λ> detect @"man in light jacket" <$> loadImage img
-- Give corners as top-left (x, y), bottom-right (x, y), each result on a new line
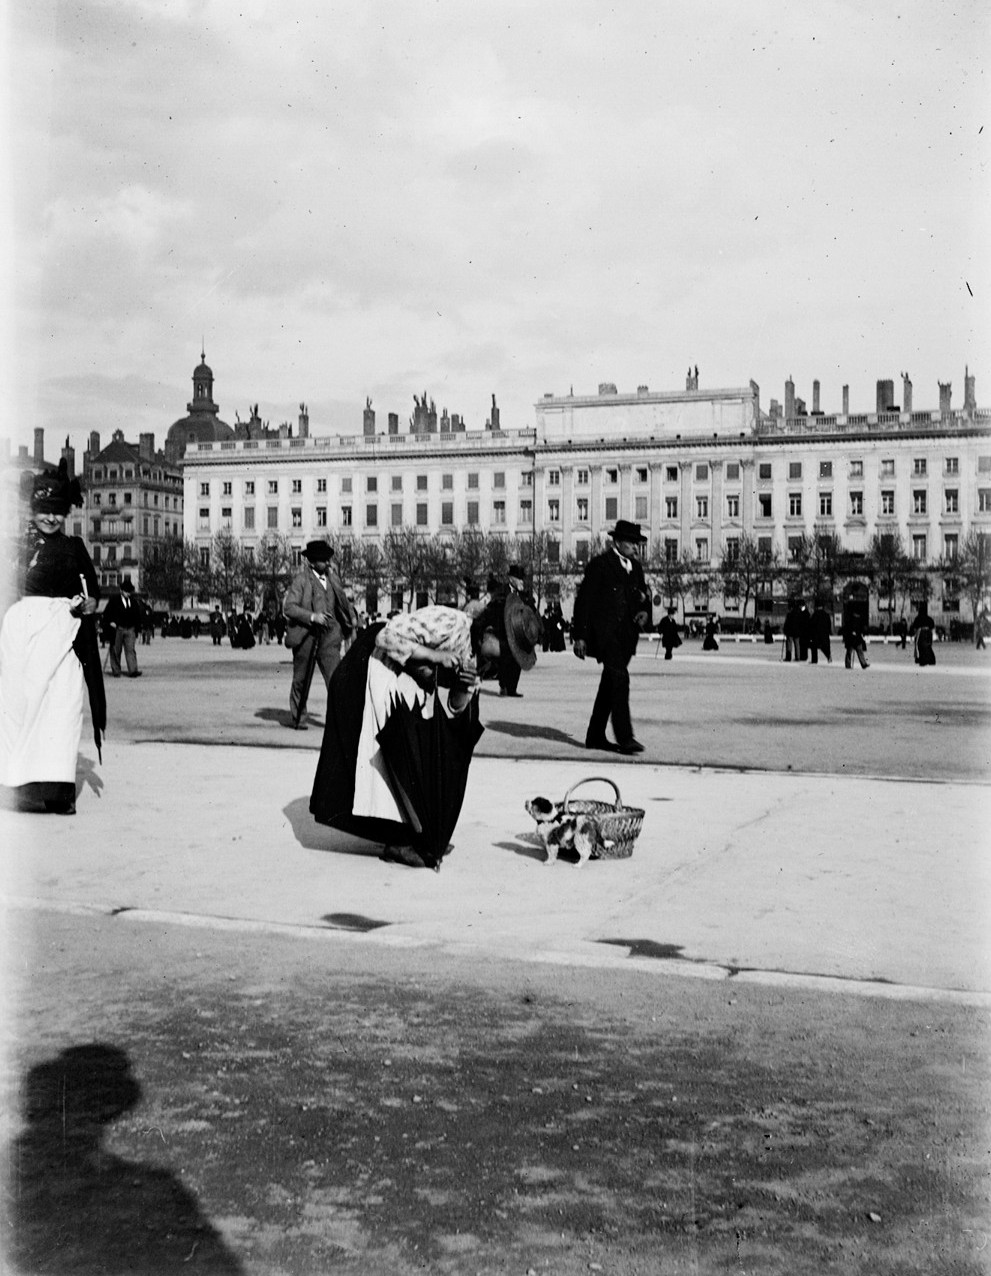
top-left (283, 541), bottom-right (357, 728)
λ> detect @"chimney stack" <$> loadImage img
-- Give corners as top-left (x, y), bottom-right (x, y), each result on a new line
top-left (965, 366), bottom-right (976, 415)
top-left (388, 412), bottom-right (399, 435)
top-left (33, 428), bottom-right (45, 464)
top-left (842, 384), bottom-right (849, 415)
top-left (812, 380), bottom-right (820, 414)
top-left (784, 377), bottom-right (795, 421)
top-left (88, 431), bottom-right (101, 458)
top-left (902, 373), bottom-right (912, 414)
top-left (298, 403), bottom-right (309, 438)
top-left (939, 381), bottom-right (952, 416)
top-left (363, 399), bottom-right (375, 437)
top-left (139, 433), bottom-right (154, 460)
top-left (61, 439), bottom-right (75, 477)
top-left (876, 379), bottom-right (895, 414)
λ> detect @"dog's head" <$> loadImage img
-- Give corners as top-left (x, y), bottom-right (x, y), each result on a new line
top-left (525, 796), bottom-right (558, 824)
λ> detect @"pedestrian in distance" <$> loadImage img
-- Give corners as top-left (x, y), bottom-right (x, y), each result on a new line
top-left (0, 461), bottom-right (105, 815)
top-left (571, 520), bottom-right (653, 755)
top-left (283, 540), bottom-right (357, 728)
top-left (492, 564), bottom-right (538, 697)
top-left (841, 610), bottom-right (870, 670)
top-left (782, 599), bottom-right (801, 662)
top-left (208, 606), bottom-right (225, 646)
top-left (809, 599), bottom-right (833, 665)
top-left (702, 614), bottom-right (720, 651)
top-left (910, 602), bottom-right (936, 667)
top-left (657, 606), bottom-right (682, 660)
top-left (102, 580), bottom-right (143, 678)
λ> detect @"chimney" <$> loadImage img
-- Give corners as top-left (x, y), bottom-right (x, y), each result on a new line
top-left (440, 408), bottom-right (451, 433)
top-left (388, 412), bottom-right (399, 435)
top-left (965, 366), bottom-right (976, 415)
top-left (876, 379), bottom-right (894, 413)
top-left (939, 381), bottom-right (952, 416)
top-left (61, 440), bottom-right (75, 477)
top-left (139, 433), bottom-right (154, 460)
top-left (18, 445), bottom-right (28, 459)
top-left (842, 384), bottom-right (849, 415)
top-left (902, 373), bottom-right (912, 414)
top-left (363, 399), bottom-right (376, 437)
top-left (812, 380), bottom-right (820, 414)
top-left (34, 428), bottom-right (45, 464)
top-left (490, 394), bottom-right (500, 430)
top-left (298, 403), bottom-right (309, 438)
top-left (784, 377), bottom-right (795, 421)
top-left (88, 431), bottom-right (100, 457)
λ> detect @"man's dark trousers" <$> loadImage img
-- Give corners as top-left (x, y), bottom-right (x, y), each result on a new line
top-left (587, 661), bottom-right (633, 744)
top-left (290, 631), bottom-right (343, 723)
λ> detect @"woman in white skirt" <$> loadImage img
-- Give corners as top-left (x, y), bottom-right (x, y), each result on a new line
top-left (0, 462), bottom-right (104, 814)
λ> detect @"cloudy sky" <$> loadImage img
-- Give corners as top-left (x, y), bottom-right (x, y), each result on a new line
top-left (5, 0), bottom-right (989, 459)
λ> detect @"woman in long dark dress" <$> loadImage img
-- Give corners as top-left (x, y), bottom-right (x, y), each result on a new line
top-left (0, 463), bottom-right (104, 814)
top-left (310, 604), bottom-right (502, 867)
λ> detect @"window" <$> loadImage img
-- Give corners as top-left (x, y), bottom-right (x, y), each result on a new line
top-left (341, 477), bottom-right (353, 494)
top-left (819, 493), bottom-right (832, 517)
top-left (758, 536), bottom-right (773, 555)
top-left (199, 482), bottom-right (210, 497)
top-left (758, 463), bottom-right (772, 480)
top-left (391, 503), bottom-right (402, 527)
top-left (341, 506), bottom-right (352, 527)
top-left (881, 459), bottom-right (895, 477)
top-left (467, 472), bottom-right (479, 489)
top-left (913, 458), bottom-right (927, 477)
top-left (980, 489), bottom-right (991, 512)
top-left (788, 462), bottom-right (802, 480)
top-left (366, 504), bottom-right (378, 527)
top-left (913, 490), bottom-right (927, 515)
top-left (521, 471), bottom-right (533, 488)
top-left (695, 464), bottom-right (709, 481)
top-left (547, 540), bottom-right (560, 565)
top-left (787, 536), bottom-right (803, 560)
top-left (577, 468), bottom-right (590, 485)
top-left (441, 502), bottom-right (454, 526)
top-left (268, 480), bottom-right (279, 494)
top-left (724, 537), bottom-right (740, 563)
top-left (416, 503), bottom-right (428, 526)
top-left (819, 461), bottom-right (832, 478)
top-left (665, 466), bottom-right (678, 482)
top-left (520, 499), bottom-right (533, 523)
top-left (221, 506), bottom-right (232, 522)
top-left (317, 507), bottom-right (328, 528)
top-left (945, 457), bottom-right (959, 475)
top-left (726, 494), bottom-right (739, 519)
top-left (635, 466), bottom-right (648, 483)
top-left (291, 508), bottom-right (302, 528)
top-left (367, 477), bottom-right (377, 493)
top-left (198, 507), bottom-right (210, 528)
top-left (576, 497), bottom-right (589, 521)
top-left (108, 493), bottom-right (116, 507)
top-left (245, 480), bottom-right (255, 496)
top-left (850, 460), bottom-right (864, 477)
top-left (605, 468), bottom-right (619, 484)
top-left (695, 537), bottom-right (709, 562)
top-left (221, 481), bottom-right (232, 496)
top-left (267, 507), bottom-right (279, 529)
top-left (199, 547), bottom-right (209, 568)
top-left (788, 493), bottom-right (802, 517)
top-left (635, 495), bottom-right (648, 520)
top-left (912, 534), bottom-right (927, 561)
top-left (880, 490), bottom-right (894, 515)
top-left (944, 533), bottom-right (958, 559)
top-left (317, 478), bottom-right (327, 493)
top-left (666, 497), bottom-right (678, 518)
top-left (576, 540), bottom-right (590, 564)
top-left (493, 500), bottom-right (506, 524)
top-left (547, 499), bottom-right (560, 523)
top-left (548, 469), bottom-right (561, 486)
top-left (605, 496), bottom-right (618, 521)
top-left (123, 492), bottom-right (132, 505)
top-left (664, 538), bottom-right (679, 562)
top-left (726, 462), bottom-right (740, 480)
top-left (467, 501), bottom-right (479, 525)
top-left (493, 472), bottom-right (505, 489)
top-left (442, 473), bottom-right (453, 490)
top-left (417, 475), bottom-right (427, 491)
top-left (758, 493), bottom-right (772, 518)
top-left (695, 496), bottom-right (708, 519)
top-left (92, 518), bottom-right (101, 534)
top-left (945, 489), bottom-right (959, 514)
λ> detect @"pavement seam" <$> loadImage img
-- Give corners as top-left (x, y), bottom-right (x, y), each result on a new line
top-left (8, 895), bottom-right (990, 1009)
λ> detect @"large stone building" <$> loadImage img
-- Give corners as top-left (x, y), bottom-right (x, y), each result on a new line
top-left (179, 361), bottom-right (991, 625)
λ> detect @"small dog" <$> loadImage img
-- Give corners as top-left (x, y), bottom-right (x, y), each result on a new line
top-left (525, 796), bottom-right (603, 865)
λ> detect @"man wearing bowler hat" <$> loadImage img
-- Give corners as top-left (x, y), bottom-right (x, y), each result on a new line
top-left (283, 540), bottom-right (357, 728)
top-left (571, 520), bottom-right (653, 754)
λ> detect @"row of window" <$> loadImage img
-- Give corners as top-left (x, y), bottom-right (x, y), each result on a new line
top-left (193, 454), bottom-right (991, 501)
top-left (90, 491), bottom-right (181, 510)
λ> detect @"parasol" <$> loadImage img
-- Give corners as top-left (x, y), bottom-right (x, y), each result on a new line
top-left (375, 682), bottom-right (484, 869)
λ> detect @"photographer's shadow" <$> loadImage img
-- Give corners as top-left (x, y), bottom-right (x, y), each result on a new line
top-left (9, 1043), bottom-right (242, 1274)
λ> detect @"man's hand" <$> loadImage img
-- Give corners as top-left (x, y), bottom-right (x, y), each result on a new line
top-left (310, 610), bottom-right (332, 628)
top-left (573, 639), bottom-right (587, 660)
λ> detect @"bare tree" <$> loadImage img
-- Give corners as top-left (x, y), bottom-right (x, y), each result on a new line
top-left (383, 527), bottom-right (429, 609)
top-left (249, 532), bottom-right (295, 616)
top-left (954, 530), bottom-right (991, 639)
top-left (716, 532), bottom-right (766, 630)
top-left (141, 532), bottom-right (186, 609)
top-left (865, 530), bottom-right (911, 632)
top-left (449, 527), bottom-right (488, 600)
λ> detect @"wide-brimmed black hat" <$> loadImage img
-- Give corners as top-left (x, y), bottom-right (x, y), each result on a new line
top-left (28, 459), bottom-right (82, 515)
top-left (504, 593), bottom-right (541, 671)
top-left (609, 520), bottom-right (646, 544)
top-left (304, 540), bottom-right (333, 563)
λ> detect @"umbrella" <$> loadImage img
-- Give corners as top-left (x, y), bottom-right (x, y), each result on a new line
top-left (375, 684), bottom-right (484, 869)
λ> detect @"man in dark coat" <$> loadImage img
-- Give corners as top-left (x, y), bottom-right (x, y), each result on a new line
top-left (657, 606), bottom-right (681, 660)
top-left (809, 599), bottom-right (833, 664)
top-left (571, 520), bottom-right (653, 754)
top-left (102, 580), bottom-right (143, 678)
top-left (494, 564), bottom-right (537, 696)
top-left (283, 540), bottom-right (357, 727)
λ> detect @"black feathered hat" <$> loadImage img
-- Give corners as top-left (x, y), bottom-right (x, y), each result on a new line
top-left (28, 459), bottom-right (82, 515)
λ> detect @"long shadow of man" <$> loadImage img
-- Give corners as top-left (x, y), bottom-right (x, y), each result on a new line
top-left (8, 1043), bottom-right (242, 1274)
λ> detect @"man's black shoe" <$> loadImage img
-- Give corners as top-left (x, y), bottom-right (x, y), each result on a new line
top-left (617, 739), bottom-right (645, 755)
top-left (585, 737), bottom-right (618, 751)
top-left (128, 671), bottom-right (142, 678)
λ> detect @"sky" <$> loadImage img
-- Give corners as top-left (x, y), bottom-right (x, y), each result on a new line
top-left (3, 0), bottom-right (989, 460)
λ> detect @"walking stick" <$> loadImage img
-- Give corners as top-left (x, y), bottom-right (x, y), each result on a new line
top-left (292, 631), bottom-right (320, 728)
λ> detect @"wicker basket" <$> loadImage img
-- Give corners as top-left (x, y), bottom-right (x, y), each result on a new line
top-left (562, 776), bottom-right (644, 860)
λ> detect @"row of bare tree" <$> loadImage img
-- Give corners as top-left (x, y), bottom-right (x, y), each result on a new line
top-left (140, 525), bottom-right (991, 635)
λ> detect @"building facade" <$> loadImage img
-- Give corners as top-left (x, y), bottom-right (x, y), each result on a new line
top-left (179, 362), bottom-right (990, 625)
